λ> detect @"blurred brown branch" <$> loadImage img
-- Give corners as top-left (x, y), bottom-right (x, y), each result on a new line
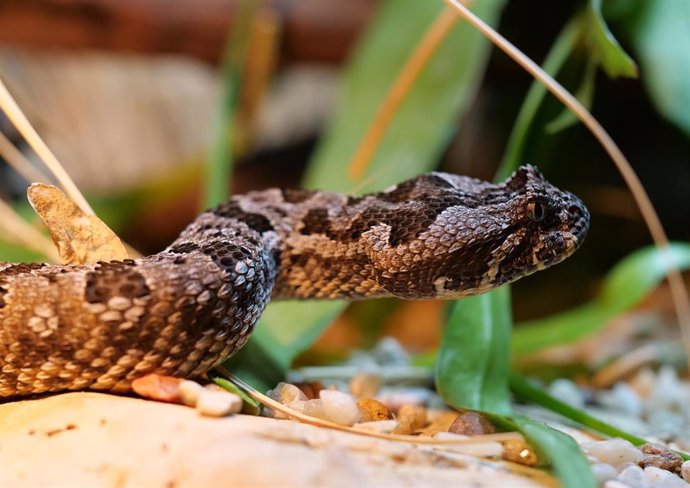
top-left (0, 0), bottom-right (375, 64)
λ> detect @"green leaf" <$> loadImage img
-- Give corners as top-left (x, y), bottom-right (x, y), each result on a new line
top-left (629, 0), bottom-right (690, 135)
top-left (512, 243), bottom-right (690, 357)
top-left (305, 0), bottom-right (507, 192)
top-left (586, 0), bottom-right (638, 79)
top-left (436, 286), bottom-right (512, 415)
top-left (511, 417), bottom-right (597, 488)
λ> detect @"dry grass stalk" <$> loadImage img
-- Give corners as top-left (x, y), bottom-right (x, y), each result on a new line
top-left (0, 131), bottom-right (52, 184)
top-left (0, 78), bottom-right (94, 216)
top-left (346, 4), bottom-right (465, 181)
top-left (442, 0), bottom-right (690, 368)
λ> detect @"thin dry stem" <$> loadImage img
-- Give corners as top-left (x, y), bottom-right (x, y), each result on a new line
top-left (0, 131), bottom-right (52, 184)
top-left (217, 367), bottom-right (523, 445)
top-left (0, 78), bottom-right (95, 216)
top-left (443, 0), bottom-right (690, 368)
top-left (347, 5), bottom-right (463, 181)
top-left (0, 199), bottom-right (60, 262)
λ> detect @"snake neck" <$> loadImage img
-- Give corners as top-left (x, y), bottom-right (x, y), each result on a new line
top-left (206, 190), bottom-right (387, 301)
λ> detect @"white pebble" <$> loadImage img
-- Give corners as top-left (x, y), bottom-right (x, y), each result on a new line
top-left (196, 390), bottom-right (243, 417)
top-left (682, 460), bottom-right (690, 482)
top-left (616, 465), bottom-right (645, 488)
top-left (591, 463), bottom-right (618, 485)
top-left (179, 380), bottom-right (204, 407)
top-left (643, 466), bottom-right (689, 488)
top-left (598, 383), bottom-right (644, 417)
top-left (319, 389), bottom-right (360, 426)
top-left (581, 438), bottom-right (644, 466)
top-left (269, 382), bottom-right (308, 405)
top-left (548, 378), bottom-right (585, 408)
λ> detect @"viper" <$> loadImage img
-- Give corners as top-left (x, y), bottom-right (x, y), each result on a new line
top-left (0, 165), bottom-right (589, 397)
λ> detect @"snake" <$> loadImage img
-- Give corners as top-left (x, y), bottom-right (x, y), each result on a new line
top-left (0, 165), bottom-right (588, 398)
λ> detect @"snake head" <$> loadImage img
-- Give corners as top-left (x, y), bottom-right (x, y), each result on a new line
top-left (485, 165), bottom-right (590, 287)
top-left (365, 165), bottom-right (589, 299)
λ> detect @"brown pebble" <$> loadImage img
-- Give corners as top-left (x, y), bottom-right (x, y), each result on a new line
top-left (418, 411), bottom-right (459, 436)
top-left (502, 439), bottom-right (539, 466)
top-left (131, 374), bottom-right (183, 403)
top-left (357, 398), bottom-right (393, 422)
top-left (392, 404), bottom-right (427, 435)
top-left (639, 443), bottom-right (683, 472)
top-left (448, 411), bottom-right (497, 436)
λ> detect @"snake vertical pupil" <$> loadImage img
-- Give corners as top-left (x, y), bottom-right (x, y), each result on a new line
top-left (528, 201), bottom-right (547, 222)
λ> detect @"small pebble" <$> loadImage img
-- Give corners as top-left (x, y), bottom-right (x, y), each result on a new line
top-left (319, 389), bottom-right (360, 426)
top-left (502, 439), bottom-right (538, 466)
top-left (548, 378), bottom-right (585, 409)
top-left (616, 464), bottom-right (645, 487)
top-left (350, 373), bottom-right (382, 398)
top-left (266, 382), bottom-right (309, 418)
top-left (448, 411), bottom-right (497, 436)
top-left (179, 380), bottom-right (204, 407)
top-left (681, 460), bottom-right (690, 482)
top-left (131, 374), bottom-right (182, 403)
top-left (196, 389), bottom-right (243, 417)
top-left (591, 463), bottom-right (618, 485)
top-left (642, 466), bottom-right (689, 487)
top-left (639, 442), bottom-right (683, 472)
top-left (357, 398), bottom-right (392, 422)
top-left (581, 438), bottom-right (644, 466)
top-left (392, 404), bottom-right (426, 435)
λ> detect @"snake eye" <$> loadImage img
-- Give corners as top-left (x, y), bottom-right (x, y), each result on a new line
top-left (527, 200), bottom-right (547, 223)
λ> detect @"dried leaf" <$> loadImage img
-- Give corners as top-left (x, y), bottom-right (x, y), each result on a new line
top-left (27, 183), bottom-right (128, 265)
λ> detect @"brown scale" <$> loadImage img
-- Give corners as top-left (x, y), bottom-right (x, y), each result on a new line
top-left (0, 165), bottom-right (589, 397)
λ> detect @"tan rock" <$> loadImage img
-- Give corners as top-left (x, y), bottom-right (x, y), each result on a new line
top-left (0, 393), bottom-right (554, 487)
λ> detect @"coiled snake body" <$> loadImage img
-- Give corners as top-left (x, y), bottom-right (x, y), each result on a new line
top-left (0, 166), bottom-right (588, 397)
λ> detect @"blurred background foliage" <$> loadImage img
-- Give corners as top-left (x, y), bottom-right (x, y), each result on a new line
top-left (0, 0), bottom-right (688, 386)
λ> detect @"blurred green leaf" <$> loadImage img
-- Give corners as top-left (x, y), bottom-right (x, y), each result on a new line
top-left (512, 243), bottom-right (690, 357)
top-left (203, 0), bottom-right (260, 208)
top-left (306, 0), bottom-right (507, 192)
top-left (436, 286), bottom-right (512, 415)
top-left (546, 58), bottom-right (597, 134)
top-left (229, 0), bottom-right (508, 387)
top-left (509, 417), bottom-right (596, 488)
top-left (629, 0), bottom-right (690, 135)
top-left (586, 0), bottom-right (638, 79)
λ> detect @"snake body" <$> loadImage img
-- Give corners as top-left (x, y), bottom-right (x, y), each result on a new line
top-left (0, 165), bottom-right (588, 397)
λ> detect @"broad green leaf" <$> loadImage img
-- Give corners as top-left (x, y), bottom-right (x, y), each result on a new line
top-left (497, 17), bottom-right (581, 180)
top-left (511, 417), bottom-right (596, 488)
top-left (512, 243), bottom-right (690, 357)
top-left (235, 0), bottom-right (508, 386)
top-left (436, 286), bottom-right (512, 415)
top-left (306, 0), bottom-right (507, 192)
top-left (586, 0), bottom-right (638, 79)
top-left (630, 0), bottom-right (690, 135)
